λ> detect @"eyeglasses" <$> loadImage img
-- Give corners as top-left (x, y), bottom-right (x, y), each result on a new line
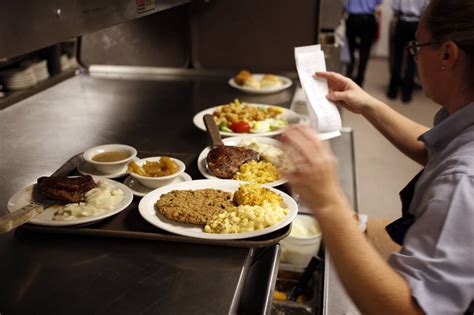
top-left (407, 41), bottom-right (437, 56)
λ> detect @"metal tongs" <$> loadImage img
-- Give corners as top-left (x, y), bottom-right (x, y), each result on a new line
top-left (288, 256), bottom-right (323, 301)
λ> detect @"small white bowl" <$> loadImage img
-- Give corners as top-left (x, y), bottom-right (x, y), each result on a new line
top-left (280, 214), bottom-right (322, 267)
top-left (83, 144), bottom-right (137, 174)
top-left (128, 156), bottom-right (186, 189)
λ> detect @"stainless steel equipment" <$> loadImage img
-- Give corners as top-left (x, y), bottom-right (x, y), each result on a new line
top-left (0, 1), bottom-right (361, 314)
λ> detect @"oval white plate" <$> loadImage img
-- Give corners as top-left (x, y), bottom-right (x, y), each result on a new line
top-left (123, 172), bottom-right (192, 197)
top-left (193, 103), bottom-right (301, 138)
top-left (197, 136), bottom-right (287, 187)
top-left (228, 74), bottom-right (292, 94)
top-left (7, 178), bottom-right (133, 226)
top-left (138, 179), bottom-right (298, 240)
top-left (77, 157), bottom-right (139, 179)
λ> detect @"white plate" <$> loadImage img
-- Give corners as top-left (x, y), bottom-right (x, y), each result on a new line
top-left (77, 159), bottom-right (137, 179)
top-left (197, 136), bottom-right (287, 187)
top-left (7, 178), bottom-right (133, 226)
top-left (138, 179), bottom-right (298, 240)
top-left (124, 172), bottom-right (193, 197)
top-left (193, 103), bottom-right (301, 138)
top-left (228, 74), bottom-right (292, 94)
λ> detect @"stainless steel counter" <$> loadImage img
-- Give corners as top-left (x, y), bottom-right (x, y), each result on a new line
top-left (0, 70), bottom-right (360, 314)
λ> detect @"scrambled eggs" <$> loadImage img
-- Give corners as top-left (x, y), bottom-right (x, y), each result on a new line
top-left (204, 204), bottom-right (288, 233)
top-left (204, 184), bottom-right (288, 234)
top-left (234, 160), bottom-right (280, 184)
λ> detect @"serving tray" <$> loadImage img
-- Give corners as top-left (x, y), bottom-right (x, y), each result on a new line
top-left (22, 151), bottom-right (291, 248)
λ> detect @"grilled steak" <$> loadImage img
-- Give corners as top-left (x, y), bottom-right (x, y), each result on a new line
top-left (37, 175), bottom-right (97, 203)
top-left (207, 145), bottom-right (259, 179)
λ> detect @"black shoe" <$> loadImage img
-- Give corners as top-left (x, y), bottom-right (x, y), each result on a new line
top-left (386, 89), bottom-right (397, 99)
top-left (401, 94), bottom-right (412, 103)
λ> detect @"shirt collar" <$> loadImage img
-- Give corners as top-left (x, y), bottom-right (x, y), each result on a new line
top-left (419, 102), bottom-right (474, 150)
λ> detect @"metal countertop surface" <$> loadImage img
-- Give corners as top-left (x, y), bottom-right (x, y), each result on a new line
top-left (0, 71), bottom-right (359, 314)
top-left (0, 72), bottom-right (293, 314)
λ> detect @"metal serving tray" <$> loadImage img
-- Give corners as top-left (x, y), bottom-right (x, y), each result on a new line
top-left (22, 151), bottom-right (291, 248)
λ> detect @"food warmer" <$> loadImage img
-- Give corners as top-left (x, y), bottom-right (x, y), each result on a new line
top-left (0, 1), bottom-right (360, 314)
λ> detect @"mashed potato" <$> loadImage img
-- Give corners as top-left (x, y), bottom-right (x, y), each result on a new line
top-left (234, 160), bottom-right (280, 184)
top-left (237, 138), bottom-right (292, 171)
top-left (52, 180), bottom-right (123, 221)
top-left (204, 183), bottom-right (288, 233)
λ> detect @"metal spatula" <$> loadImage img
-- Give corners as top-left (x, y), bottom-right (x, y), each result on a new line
top-left (0, 153), bottom-right (84, 234)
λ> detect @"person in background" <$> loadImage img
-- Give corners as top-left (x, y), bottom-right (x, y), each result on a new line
top-left (387, 0), bottom-right (429, 103)
top-left (343, 0), bottom-right (383, 87)
top-left (281, 0), bottom-right (474, 313)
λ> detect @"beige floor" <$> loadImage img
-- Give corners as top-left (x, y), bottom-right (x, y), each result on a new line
top-left (341, 58), bottom-right (440, 220)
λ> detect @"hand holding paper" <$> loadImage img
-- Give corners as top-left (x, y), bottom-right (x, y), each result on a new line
top-left (294, 44), bottom-right (342, 140)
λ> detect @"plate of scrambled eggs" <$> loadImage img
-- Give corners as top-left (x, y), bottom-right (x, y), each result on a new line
top-left (197, 136), bottom-right (292, 187)
top-left (138, 179), bottom-right (298, 240)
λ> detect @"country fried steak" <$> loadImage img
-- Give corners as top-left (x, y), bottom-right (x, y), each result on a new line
top-left (155, 189), bottom-right (234, 225)
top-left (37, 175), bottom-right (97, 203)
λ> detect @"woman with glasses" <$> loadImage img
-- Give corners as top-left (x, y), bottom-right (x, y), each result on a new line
top-left (281, 0), bottom-right (474, 314)
top-left (387, 0), bottom-right (429, 103)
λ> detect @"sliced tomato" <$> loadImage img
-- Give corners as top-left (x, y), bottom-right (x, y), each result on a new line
top-left (230, 121), bottom-right (250, 133)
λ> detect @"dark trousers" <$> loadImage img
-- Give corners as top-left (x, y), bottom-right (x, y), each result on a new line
top-left (345, 13), bottom-right (377, 87)
top-left (388, 20), bottom-right (418, 98)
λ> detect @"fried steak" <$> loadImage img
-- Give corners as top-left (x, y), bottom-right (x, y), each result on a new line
top-left (207, 146), bottom-right (259, 179)
top-left (155, 189), bottom-right (234, 225)
top-left (37, 175), bottom-right (97, 203)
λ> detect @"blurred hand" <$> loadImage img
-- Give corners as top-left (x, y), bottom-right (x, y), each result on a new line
top-left (280, 125), bottom-right (344, 215)
top-left (316, 71), bottom-right (379, 114)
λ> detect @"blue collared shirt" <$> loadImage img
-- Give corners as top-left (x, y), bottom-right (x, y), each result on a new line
top-left (389, 102), bottom-right (474, 314)
top-left (392, 0), bottom-right (429, 22)
top-left (344, 0), bottom-right (383, 14)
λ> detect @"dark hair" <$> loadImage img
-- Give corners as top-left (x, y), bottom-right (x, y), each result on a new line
top-left (425, 0), bottom-right (474, 83)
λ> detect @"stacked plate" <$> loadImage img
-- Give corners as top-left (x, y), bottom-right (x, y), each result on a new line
top-left (0, 67), bottom-right (37, 90)
top-left (21, 60), bottom-right (49, 82)
top-left (0, 59), bottom-right (50, 91)
top-left (60, 54), bottom-right (71, 71)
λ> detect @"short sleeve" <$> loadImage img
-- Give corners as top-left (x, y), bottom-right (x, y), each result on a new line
top-left (389, 174), bottom-right (474, 315)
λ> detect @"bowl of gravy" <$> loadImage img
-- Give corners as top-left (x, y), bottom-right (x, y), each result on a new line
top-left (83, 144), bottom-right (137, 174)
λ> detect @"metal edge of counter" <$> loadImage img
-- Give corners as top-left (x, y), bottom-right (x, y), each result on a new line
top-left (229, 245), bottom-right (281, 315)
top-left (229, 248), bottom-right (256, 314)
top-left (324, 128), bottom-right (361, 315)
top-left (86, 64), bottom-right (300, 80)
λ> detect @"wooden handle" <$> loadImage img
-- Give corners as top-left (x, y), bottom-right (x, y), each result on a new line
top-left (203, 114), bottom-right (225, 146)
top-left (0, 204), bottom-right (44, 234)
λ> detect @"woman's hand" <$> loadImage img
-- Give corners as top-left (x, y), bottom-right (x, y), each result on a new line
top-left (280, 125), bottom-right (344, 217)
top-left (316, 71), bottom-right (380, 114)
